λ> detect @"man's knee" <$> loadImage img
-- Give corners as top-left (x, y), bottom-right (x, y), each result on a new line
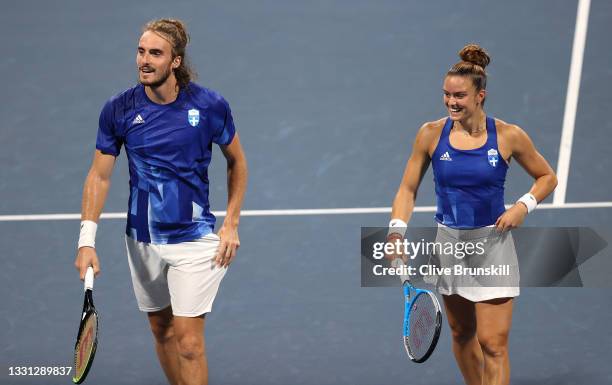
top-left (176, 333), bottom-right (205, 361)
top-left (148, 309), bottom-right (175, 344)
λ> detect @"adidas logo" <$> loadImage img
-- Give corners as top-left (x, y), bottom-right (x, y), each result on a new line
top-left (439, 152), bottom-right (452, 161)
top-left (132, 114), bottom-right (145, 124)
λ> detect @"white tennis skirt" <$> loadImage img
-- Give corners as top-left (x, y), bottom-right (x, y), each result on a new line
top-left (125, 233), bottom-right (227, 317)
top-left (424, 223), bottom-right (520, 302)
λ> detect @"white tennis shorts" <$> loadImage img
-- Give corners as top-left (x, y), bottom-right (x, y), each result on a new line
top-left (125, 233), bottom-right (227, 317)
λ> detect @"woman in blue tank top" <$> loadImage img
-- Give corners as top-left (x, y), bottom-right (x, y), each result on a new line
top-left (388, 44), bottom-right (557, 385)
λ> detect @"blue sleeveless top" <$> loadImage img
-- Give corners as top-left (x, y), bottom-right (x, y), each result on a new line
top-left (431, 117), bottom-right (508, 229)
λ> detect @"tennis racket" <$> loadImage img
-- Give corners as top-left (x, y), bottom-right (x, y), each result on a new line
top-left (391, 258), bottom-right (442, 363)
top-left (72, 267), bottom-right (99, 384)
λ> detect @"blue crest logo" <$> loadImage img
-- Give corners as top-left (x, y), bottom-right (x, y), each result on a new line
top-left (487, 148), bottom-right (499, 167)
top-left (188, 109), bottom-right (200, 127)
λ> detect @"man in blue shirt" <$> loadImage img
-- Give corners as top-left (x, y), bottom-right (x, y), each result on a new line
top-left (74, 19), bottom-right (248, 385)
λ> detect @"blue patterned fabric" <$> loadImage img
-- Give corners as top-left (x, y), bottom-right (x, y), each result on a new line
top-left (96, 83), bottom-right (235, 243)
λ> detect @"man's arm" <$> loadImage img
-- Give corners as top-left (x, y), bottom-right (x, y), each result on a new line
top-left (74, 150), bottom-right (117, 279)
top-left (216, 133), bottom-right (248, 267)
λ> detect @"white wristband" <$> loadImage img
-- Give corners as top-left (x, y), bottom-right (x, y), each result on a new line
top-left (517, 193), bottom-right (537, 213)
top-left (78, 220), bottom-right (98, 249)
top-left (388, 218), bottom-right (407, 238)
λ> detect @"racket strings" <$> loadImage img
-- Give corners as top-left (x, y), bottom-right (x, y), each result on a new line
top-left (407, 293), bottom-right (438, 360)
top-left (74, 314), bottom-right (98, 380)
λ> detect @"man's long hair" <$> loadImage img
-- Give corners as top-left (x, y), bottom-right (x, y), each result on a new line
top-left (143, 18), bottom-right (196, 89)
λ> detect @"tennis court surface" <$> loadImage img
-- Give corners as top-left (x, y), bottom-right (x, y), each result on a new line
top-left (1, 1), bottom-right (611, 384)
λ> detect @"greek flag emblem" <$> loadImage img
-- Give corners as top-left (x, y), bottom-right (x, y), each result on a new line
top-left (487, 148), bottom-right (499, 167)
top-left (188, 109), bottom-right (200, 127)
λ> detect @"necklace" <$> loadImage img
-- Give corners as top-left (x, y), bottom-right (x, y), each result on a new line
top-left (455, 117), bottom-right (486, 136)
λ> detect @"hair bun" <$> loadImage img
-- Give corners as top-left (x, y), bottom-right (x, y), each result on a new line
top-left (459, 44), bottom-right (490, 69)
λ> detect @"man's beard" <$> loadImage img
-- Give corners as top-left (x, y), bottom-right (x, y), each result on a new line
top-left (139, 65), bottom-right (173, 88)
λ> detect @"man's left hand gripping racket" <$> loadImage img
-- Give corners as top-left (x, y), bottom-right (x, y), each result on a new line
top-left (391, 258), bottom-right (442, 363)
top-left (72, 267), bottom-right (99, 384)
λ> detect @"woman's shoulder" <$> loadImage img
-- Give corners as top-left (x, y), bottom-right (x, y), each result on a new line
top-left (493, 118), bottom-right (528, 141)
top-left (419, 117), bottom-right (447, 137)
top-left (415, 118), bottom-right (448, 153)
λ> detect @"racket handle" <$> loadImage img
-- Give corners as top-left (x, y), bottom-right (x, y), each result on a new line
top-left (390, 258), bottom-right (402, 268)
top-left (391, 258), bottom-right (411, 284)
top-left (84, 267), bottom-right (94, 291)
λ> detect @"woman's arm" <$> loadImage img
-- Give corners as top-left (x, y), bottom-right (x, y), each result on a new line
top-left (391, 121), bottom-right (438, 223)
top-left (495, 124), bottom-right (558, 231)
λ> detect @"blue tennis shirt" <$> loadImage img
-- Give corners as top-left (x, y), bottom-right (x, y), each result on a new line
top-left (96, 82), bottom-right (236, 244)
